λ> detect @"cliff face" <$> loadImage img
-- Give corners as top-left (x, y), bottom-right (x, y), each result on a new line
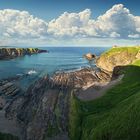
top-left (0, 48), bottom-right (47, 60)
top-left (96, 47), bottom-right (140, 72)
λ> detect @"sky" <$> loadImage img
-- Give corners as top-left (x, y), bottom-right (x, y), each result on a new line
top-left (0, 0), bottom-right (140, 47)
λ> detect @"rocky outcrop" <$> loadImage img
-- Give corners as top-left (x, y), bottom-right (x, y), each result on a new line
top-left (6, 76), bottom-right (70, 140)
top-left (2, 47), bottom-right (140, 140)
top-left (83, 53), bottom-right (96, 61)
top-left (0, 48), bottom-right (48, 60)
top-left (0, 73), bottom-right (29, 111)
top-left (0, 97), bottom-right (5, 110)
top-left (96, 47), bottom-right (140, 72)
top-left (0, 82), bottom-right (20, 96)
top-left (52, 68), bottom-right (111, 88)
top-left (5, 67), bottom-right (112, 140)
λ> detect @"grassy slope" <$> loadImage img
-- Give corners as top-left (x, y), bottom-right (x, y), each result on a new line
top-left (100, 46), bottom-right (140, 57)
top-left (0, 132), bottom-right (19, 140)
top-left (69, 47), bottom-right (140, 140)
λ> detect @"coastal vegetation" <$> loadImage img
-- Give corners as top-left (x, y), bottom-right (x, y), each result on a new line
top-left (0, 48), bottom-right (47, 60)
top-left (0, 132), bottom-right (19, 140)
top-left (69, 47), bottom-right (140, 140)
top-left (1, 46), bottom-right (140, 140)
top-left (96, 46), bottom-right (140, 72)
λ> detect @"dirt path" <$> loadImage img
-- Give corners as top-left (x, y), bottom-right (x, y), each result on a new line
top-left (77, 75), bottom-right (123, 101)
top-left (0, 110), bottom-right (21, 139)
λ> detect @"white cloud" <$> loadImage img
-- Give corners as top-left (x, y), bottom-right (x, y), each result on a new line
top-left (47, 9), bottom-right (92, 37)
top-left (110, 32), bottom-right (120, 38)
top-left (0, 9), bottom-right (48, 39)
top-left (0, 4), bottom-right (140, 46)
top-left (94, 4), bottom-right (136, 38)
top-left (128, 34), bottom-right (140, 38)
top-left (48, 4), bottom-right (140, 39)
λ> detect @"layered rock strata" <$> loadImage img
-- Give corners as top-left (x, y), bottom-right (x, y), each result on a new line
top-left (5, 68), bottom-right (112, 140)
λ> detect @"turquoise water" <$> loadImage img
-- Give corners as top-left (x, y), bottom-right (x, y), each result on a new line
top-left (0, 47), bottom-right (109, 88)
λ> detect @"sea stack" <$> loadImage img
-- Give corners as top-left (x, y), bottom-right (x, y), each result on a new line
top-left (84, 53), bottom-right (96, 61)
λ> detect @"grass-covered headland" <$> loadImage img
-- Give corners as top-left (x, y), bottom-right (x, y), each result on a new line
top-left (69, 47), bottom-right (140, 140)
top-left (0, 48), bottom-right (48, 60)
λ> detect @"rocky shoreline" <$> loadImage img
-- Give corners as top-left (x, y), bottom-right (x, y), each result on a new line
top-left (1, 47), bottom-right (139, 140)
top-left (0, 66), bottom-right (114, 140)
top-left (0, 47), bottom-right (140, 140)
top-left (0, 48), bottom-right (48, 60)
top-left (0, 47), bottom-right (123, 140)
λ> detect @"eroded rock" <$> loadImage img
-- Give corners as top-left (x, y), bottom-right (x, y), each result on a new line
top-left (5, 67), bottom-right (112, 140)
top-left (96, 47), bottom-right (140, 72)
top-left (0, 48), bottom-right (48, 60)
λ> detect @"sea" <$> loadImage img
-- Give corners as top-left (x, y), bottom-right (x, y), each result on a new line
top-left (0, 47), bottom-right (109, 89)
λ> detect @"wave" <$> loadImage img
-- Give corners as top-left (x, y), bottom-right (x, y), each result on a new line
top-left (16, 73), bottom-right (24, 76)
top-left (27, 70), bottom-right (37, 75)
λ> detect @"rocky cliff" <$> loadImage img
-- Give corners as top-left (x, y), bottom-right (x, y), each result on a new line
top-left (96, 47), bottom-right (140, 72)
top-left (0, 48), bottom-right (48, 60)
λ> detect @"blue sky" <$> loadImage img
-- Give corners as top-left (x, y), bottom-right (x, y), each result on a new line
top-left (0, 0), bottom-right (140, 46)
top-left (0, 0), bottom-right (139, 20)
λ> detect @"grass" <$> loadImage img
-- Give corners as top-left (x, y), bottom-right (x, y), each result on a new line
top-left (69, 56), bottom-right (140, 140)
top-left (0, 132), bottom-right (19, 140)
top-left (100, 46), bottom-right (140, 57)
top-left (133, 59), bottom-right (140, 66)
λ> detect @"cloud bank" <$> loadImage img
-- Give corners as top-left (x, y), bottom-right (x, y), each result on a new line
top-left (0, 4), bottom-right (140, 46)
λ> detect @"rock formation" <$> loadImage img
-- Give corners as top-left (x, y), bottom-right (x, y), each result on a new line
top-left (4, 67), bottom-right (112, 140)
top-left (83, 53), bottom-right (96, 61)
top-left (96, 47), bottom-right (140, 72)
top-left (0, 48), bottom-right (48, 60)
top-left (2, 47), bottom-right (140, 140)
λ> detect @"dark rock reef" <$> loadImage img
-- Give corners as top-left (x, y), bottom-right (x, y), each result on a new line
top-left (6, 76), bottom-right (70, 140)
top-left (0, 48), bottom-right (48, 60)
top-left (0, 78), bottom-right (23, 110)
top-left (4, 67), bottom-right (112, 140)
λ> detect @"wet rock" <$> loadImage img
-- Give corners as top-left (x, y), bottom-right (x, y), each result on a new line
top-left (52, 68), bottom-right (112, 89)
top-left (83, 53), bottom-right (96, 61)
top-left (0, 81), bottom-right (21, 97)
top-left (0, 97), bottom-right (6, 110)
top-left (6, 76), bottom-right (70, 140)
top-left (5, 67), bottom-right (112, 140)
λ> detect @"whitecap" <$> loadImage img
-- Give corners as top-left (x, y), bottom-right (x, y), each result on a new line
top-left (27, 70), bottom-right (37, 75)
top-left (16, 73), bottom-right (24, 76)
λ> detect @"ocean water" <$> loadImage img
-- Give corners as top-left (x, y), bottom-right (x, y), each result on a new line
top-left (0, 47), bottom-right (109, 88)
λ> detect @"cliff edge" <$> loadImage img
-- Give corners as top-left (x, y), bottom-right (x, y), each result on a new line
top-left (96, 46), bottom-right (140, 72)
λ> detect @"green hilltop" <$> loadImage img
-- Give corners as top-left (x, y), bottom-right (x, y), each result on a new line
top-left (96, 46), bottom-right (140, 72)
top-left (69, 46), bottom-right (140, 140)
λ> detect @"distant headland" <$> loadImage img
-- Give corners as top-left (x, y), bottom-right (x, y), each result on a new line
top-left (0, 48), bottom-right (48, 60)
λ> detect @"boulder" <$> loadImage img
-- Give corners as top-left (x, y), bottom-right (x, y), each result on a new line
top-left (84, 53), bottom-right (96, 61)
